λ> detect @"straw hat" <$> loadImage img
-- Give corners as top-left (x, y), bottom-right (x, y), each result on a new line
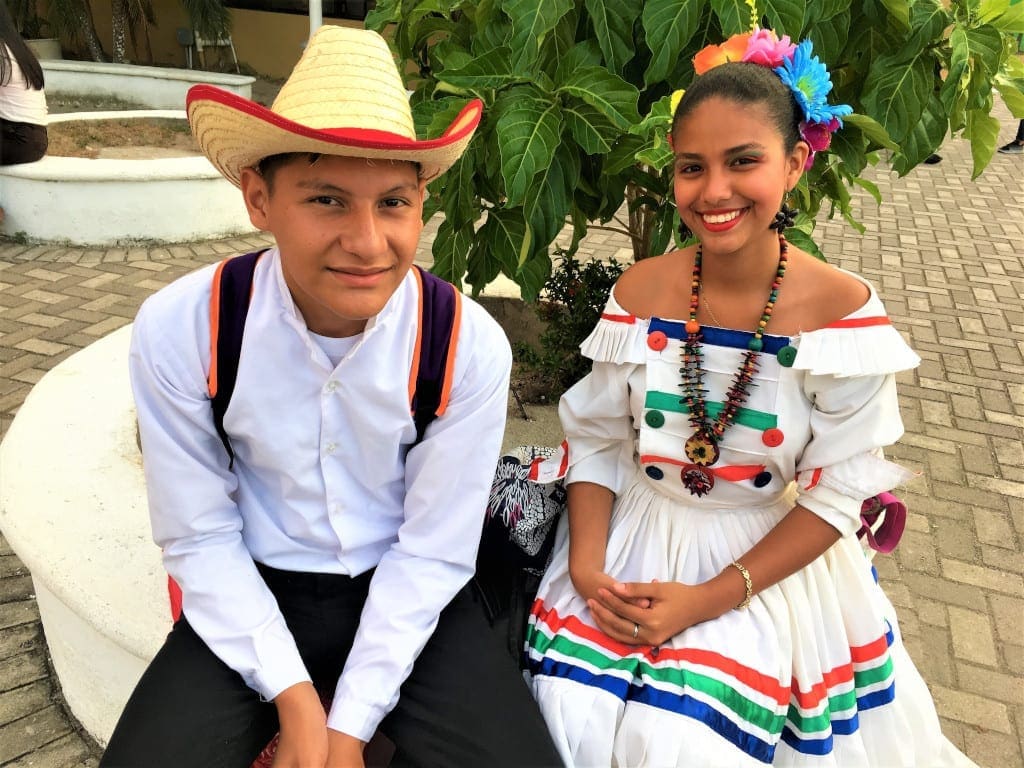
top-left (186, 26), bottom-right (482, 188)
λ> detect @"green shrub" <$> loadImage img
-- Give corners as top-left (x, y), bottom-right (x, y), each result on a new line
top-left (516, 252), bottom-right (625, 402)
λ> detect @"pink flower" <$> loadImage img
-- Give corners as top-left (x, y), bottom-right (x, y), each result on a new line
top-left (742, 28), bottom-right (796, 68)
top-left (800, 120), bottom-right (833, 153)
top-left (799, 120), bottom-right (837, 169)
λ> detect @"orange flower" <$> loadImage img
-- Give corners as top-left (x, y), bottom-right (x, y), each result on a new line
top-left (693, 33), bottom-right (752, 75)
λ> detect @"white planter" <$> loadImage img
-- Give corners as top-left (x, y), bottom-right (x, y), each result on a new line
top-left (26, 37), bottom-right (62, 60)
top-left (0, 110), bottom-right (256, 245)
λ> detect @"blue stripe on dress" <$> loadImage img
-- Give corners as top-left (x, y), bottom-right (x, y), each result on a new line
top-left (649, 318), bottom-right (791, 353)
top-left (634, 683), bottom-right (777, 764)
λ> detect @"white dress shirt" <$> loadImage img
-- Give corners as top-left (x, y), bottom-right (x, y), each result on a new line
top-left (129, 248), bottom-right (512, 741)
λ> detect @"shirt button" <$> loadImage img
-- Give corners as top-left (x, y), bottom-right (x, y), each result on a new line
top-left (776, 345), bottom-right (798, 367)
top-left (647, 331), bottom-right (668, 351)
top-left (325, 442), bottom-right (337, 454)
top-left (645, 410), bottom-right (666, 428)
top-left (325, 380), bottom-right (338, 393)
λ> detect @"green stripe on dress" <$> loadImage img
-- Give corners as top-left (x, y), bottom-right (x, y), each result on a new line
top-left (645, 391), bottom-right (778, 430)
top-left (527, 625), bottom-right (786, 735)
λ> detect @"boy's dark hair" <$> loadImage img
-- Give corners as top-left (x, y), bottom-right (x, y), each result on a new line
top-left (256, 152), bottom-right (322, 190)
top-left (255, 152), bottom-right (423, 191)
top-left (672, 62), bottom-right (801, 152)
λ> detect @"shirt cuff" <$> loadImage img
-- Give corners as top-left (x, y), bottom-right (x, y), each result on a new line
top-left (326, 692), bottom-right (385, 743)
top-left (249, 641), bottom-right (312, 704)
top-left (796, 482), bottom-right (863, 538)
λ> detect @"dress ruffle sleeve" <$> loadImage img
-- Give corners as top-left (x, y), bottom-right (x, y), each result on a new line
top-left (561, 290), bottom-right (646, 495)
top-left (579, 291), bottom-right (647, 365)
top-left (791, 289), bottom-right (920, 377)
top-left (793, 286), bottom-right (920, 536)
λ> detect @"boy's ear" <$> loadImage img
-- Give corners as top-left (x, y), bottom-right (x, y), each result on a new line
top-left (239, 167), bottom-right (272, 231)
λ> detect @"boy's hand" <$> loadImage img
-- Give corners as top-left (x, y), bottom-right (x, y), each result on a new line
top-left (326, 730), bottom-right (366, 768)
top-left (272, 681), bottom-right (328, 767)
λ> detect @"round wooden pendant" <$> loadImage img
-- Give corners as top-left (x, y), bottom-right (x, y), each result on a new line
top-left (681, 463), bottom-right (715, 497)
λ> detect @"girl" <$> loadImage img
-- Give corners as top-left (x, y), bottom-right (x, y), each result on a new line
top-left (0, 0), bottom-right (48, 167)
top-left (525, 30), bottom-right (976, 767)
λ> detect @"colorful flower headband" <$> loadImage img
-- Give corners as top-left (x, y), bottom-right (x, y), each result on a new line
top-left (675, 29), bottom-right (853, 169)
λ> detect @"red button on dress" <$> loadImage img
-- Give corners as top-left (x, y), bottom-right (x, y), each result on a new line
top-left (647, 331), bottom-right (668, 351)
top-left (762, 428), bottom-right (784, 447)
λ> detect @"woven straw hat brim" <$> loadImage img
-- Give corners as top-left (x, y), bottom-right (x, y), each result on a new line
top-left (187, 85), bottom-right (482, 188)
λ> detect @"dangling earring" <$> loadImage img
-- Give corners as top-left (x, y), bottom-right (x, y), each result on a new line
top-left (769, 197), bottom-right (797, 232)
top-left (678, 220), bottom-right (693, 241)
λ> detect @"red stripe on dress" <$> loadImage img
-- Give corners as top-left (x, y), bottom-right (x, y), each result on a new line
top-left (640, 455), bottom-right (765, 481)
top-left (531, 602), bottom-right (791, 705)
top-left (824, 316), bottom-right (890, 329)
top-left (601, 312), bottom-right (636, 323)
top-left (803, 467), bottom-right (823, 490)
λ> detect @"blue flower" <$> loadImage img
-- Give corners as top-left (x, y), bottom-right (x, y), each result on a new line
top-left (774, 40), bottom-right (852, 126)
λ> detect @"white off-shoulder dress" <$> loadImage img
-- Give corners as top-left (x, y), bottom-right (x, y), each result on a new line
top-left (525, 279), bottom-right (977, 767)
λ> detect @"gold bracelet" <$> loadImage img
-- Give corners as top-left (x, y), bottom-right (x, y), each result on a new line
top-left (730, 561), bottom-right (753, 610)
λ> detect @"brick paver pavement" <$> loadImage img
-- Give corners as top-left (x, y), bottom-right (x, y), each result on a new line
top-left (1, 103), bottom-right (1022, 766)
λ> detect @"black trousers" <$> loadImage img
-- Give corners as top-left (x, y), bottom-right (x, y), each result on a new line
top-left (0, 118), bottom-right (47, 165)
top-left (101, 564), bottom-right (562, 768)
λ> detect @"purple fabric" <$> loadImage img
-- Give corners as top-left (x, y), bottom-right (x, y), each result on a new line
top-left (858, 492), bottom-right (907, 554)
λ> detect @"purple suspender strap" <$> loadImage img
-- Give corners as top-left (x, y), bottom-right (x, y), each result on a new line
top-left (209, 257), bottom-right (458, 463)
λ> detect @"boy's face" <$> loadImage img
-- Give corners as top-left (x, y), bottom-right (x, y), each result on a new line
top-left (240, 154), bottom-right (427, 337)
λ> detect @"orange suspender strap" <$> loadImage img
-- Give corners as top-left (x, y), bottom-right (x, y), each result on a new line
top-left (408, 266), bottom-right (426, 405)
top-left (207, 257), bottom-right (229, 398)
top-left (436, 289), bottom-right (462, 417)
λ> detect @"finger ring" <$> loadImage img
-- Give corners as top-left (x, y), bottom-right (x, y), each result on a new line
top-left (632, 622), bottom-right (640, 639)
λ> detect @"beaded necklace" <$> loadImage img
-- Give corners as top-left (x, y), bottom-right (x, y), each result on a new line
top-left (679, 233), bottom-right (788, 496)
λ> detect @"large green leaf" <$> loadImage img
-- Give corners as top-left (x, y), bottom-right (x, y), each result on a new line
top-left (964, 25), bottom-right (1006, 75)
top-left (994, 76), bottom-right (1024, 117)
top-left (842, 113), bottom-right (899, 150)
top-left (439, 144), bottom-right (481, 228)
top-left (494, 90), bottom-right (564, 206)
top-left (641, 0), bottom-right (705, 86)
top-left (584, 0), bottom-right (642, 74)
top-left (502, 0), bottom-right (574, 72)
top-left (439, 46), bottom-right (524, 90)
top-left (562, 98), bottom-right (620, 154)
top-left (524, 148), bottom-right (580, 248)
top-left (861, 53), bottom-right (932, 142)
top-left (475, 208), bottom-right (531, 280)
top-left (515, 252), bottom-right (553, 303)
top-left (558, 67), bottom-right (642, 129)
top-left (365, 0), bottom-right (402, 29)
top-left (432, 217), bottom-right (476, 286)
top-left (891, 95), bottom-right (947, 175)
top-left (709, 0), bottom-right (753, 35)
top-left (555, 41), bottom-right (606, 84)
top-left (877, 0), bottom-right (910, 28)
top-left (763, 0), bottom-right (805, 37)
top-left (980, 0), bottom-right (1024, 33)
top-left (811, 0), bottom-right (851, 23)
top-left (965, 107), bottom-right (1001, 180)
top-left (807, 9), bottom-right (849, 63)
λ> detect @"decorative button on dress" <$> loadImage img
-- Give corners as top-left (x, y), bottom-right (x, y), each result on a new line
top-left (525, 281), bottom-right (977, 767)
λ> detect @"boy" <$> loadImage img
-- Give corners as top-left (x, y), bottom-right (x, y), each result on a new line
top-left (101, 26), bottom-right (561, 768)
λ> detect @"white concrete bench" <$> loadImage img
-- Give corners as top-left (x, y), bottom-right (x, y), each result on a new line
top-left (0, 326), bottom-right (167, 745)
top-left (41, 60), bottom-right (254, 110)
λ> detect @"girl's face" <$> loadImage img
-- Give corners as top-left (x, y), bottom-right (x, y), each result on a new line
top-left (670, 96), bottom-right (808, 258)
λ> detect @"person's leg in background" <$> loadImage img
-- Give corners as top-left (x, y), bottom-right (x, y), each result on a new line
top-left (998, 119), bottom-right (1024, 153)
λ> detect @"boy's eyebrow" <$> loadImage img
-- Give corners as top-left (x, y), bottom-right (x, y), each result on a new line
top-left (675, 143), bottom-right (767, 160)
top-left (294, 180), bottom-right (421, 195)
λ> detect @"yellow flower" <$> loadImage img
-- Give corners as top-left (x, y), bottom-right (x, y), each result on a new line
top-left (670, 89), bottom-right (686, 115)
